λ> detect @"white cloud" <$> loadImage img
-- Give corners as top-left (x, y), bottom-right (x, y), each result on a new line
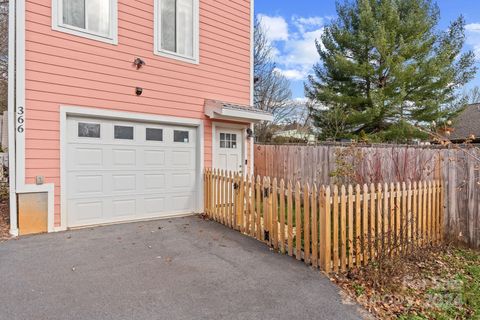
top-left (292, 16), bottom-right (324, 34)
top-left (257, 14), bottom-right (289, 42)
top-left (274, 67), bottom-right (305, 81)
top-left (277, 28), bottom-right (324, 81)
top-left (466, 23), bottom-right (480, 60)
top-left (257, 14), bottom-right (327, 91)
top-left (466, 23), bottom-right (480, 32)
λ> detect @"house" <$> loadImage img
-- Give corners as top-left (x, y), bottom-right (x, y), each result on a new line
top-left (7, 0), bottom-right (272, 235)
top-left (272, 129), bottom-right (317, 144)
top-left (447, 103), bottom-right (480, 143)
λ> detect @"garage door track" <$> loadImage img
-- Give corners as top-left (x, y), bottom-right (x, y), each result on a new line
top-left (0, 216), bottom-right (364, 320)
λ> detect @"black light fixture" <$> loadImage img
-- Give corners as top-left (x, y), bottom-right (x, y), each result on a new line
top-left (133, 57), bottom-right (146, 69)
top-left (135, 87), bottom-right (143, 96)
top-left (246, 127), bottom-right (254, 139)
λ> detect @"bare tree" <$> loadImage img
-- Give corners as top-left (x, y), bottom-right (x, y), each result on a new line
top-left (254, 18), bottom-right (294, 142)
top-left (463, 86), bottom-right (480, 104)
top-left (0, 0), bottom-right (8, 112)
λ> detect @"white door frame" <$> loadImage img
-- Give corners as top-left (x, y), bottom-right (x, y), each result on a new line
top-left (211, 122), bottom-right (248, 174)
top-left (60, 106), bottom-right (205, 230)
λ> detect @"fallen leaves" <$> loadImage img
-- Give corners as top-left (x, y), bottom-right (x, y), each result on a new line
top-left (0, 197), bottom-right (10, 242)
top-left (333, 245), bottom-right (480, 319)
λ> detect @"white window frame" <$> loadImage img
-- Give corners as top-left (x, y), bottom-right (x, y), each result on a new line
top-left (154, 0), bottom-right (200, 64)
top-left (52, 0), bottom-right (118, 45)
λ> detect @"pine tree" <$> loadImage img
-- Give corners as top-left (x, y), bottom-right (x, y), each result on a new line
top-left (305, 0), bottom-right (477, 142)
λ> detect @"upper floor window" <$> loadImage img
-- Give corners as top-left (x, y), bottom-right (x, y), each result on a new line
top-left (52, 0), bottom-right (118, 44)
top-left (155, 0), bottom-right (199, 64)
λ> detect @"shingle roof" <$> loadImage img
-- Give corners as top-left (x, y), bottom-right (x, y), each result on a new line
top-left (449, 103), bottom-right (480, 141)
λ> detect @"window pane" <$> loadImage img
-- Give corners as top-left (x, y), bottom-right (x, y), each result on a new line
top-left (220, 141), bottom-right (225, 148)
top-left (114, 125), bottom-right (134, 140)
top-left (86, 0), bottom-right (110, 35)
top-left (161, 0), bottom-right (176, 52)
top-left (177, 0), bottom-right (193, 57)
top-left (220, 133), bottom-right (225, 140)
top-left (231, 134), bottom-right (237, 142)
top-left (232, 141), bottom-right (237, 149)
top-left (174, 130), bottom-right (189, 143)
top-left (146, 128), bottom-right (163, 141)
top-left (78, 122), bottom-right (100, 138)
top-left (63, 0), bottom-right (86, 29)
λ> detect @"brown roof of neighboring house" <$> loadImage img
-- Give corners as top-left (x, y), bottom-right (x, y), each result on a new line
top-left (449, 103), bottom-right (480, 141)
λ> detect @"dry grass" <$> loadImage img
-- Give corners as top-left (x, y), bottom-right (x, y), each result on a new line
top-left (332, 244), bottom-right (480, 319)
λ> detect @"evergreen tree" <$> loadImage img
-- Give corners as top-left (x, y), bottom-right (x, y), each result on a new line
top-left (305, 0), bottom-right (477, 142)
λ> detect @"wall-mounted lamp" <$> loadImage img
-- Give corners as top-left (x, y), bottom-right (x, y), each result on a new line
top-left (133, 57), bottom-right (146, 70)
top-left (135, 87), bottom-right (143, 96)
top-left (246, 127), bottom-right (254, 139)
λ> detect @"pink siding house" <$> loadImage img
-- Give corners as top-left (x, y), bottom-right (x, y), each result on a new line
top-left (8, 0), bottom-right (271, 235)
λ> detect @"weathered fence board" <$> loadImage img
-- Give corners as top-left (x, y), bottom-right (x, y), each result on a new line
top-left (254, 144), bottom-right (480, 248)
top-left (204, 169), bottom-right (444, 273)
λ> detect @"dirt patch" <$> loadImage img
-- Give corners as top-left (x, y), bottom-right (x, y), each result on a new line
top-left (332, 245), bottom-right (480, 319)
top-left (0, 195), bottom-right (10, 241)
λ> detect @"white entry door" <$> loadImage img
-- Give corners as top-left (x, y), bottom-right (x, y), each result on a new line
top-left (214, 127), bottom-right (243, 173)
top-left (66, 117), bottom-right (198, 228)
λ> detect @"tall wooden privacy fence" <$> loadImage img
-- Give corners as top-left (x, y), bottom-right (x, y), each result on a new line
top-left (254, 144), bottom-right (480, 248)
top-left (204, 169), bottom-right (444, 273)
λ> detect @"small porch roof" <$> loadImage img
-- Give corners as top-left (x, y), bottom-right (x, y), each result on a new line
top-left (204, 99), bottom-right (273, 123)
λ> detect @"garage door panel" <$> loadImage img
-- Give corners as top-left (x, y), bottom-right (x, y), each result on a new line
top-left (144, 150), bottom-right (166, 166)
top-left (112, 199), bottom-right (136, 217)
top-left (67, 117), bottom-right (198, 228)
top-left (144, 174), bottom-right (166, 191)
top-left (112, 149), bottom-right (137, 166)
top-left (112, 174), bottom-right (137, 192)
top-left (69, 146), bottom-right (104, 168)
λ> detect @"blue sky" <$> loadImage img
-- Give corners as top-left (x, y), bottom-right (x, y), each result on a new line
top-left (255, 0), bottom-right (480, 99)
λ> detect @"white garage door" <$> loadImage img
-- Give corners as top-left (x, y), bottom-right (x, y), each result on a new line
top-left (66, 117), bottom-right (198, 228)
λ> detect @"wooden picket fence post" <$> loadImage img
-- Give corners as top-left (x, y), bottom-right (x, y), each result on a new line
top-left (203, 169), bottom-right (445, 274)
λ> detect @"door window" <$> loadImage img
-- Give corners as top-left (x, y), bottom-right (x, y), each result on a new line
top-left (220, 133), bottom-right (237, 149)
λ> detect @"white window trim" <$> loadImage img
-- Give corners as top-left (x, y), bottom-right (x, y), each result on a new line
top-left (153, 0), bottom-right (200, 64)
top-left (51, 0), bottom-right (118, 45)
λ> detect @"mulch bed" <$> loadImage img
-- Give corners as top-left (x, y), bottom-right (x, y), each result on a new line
top-left (332, 245), bottom-right (480, 319)
top-left (0, 195), bottom-right (10, 241)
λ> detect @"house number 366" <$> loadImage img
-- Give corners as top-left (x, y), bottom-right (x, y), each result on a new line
top-left (17, 106), bottom-right (25, 133)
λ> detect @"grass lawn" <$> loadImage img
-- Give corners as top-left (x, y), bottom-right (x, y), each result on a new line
top-left (333, 245), bottom-right (480, 319)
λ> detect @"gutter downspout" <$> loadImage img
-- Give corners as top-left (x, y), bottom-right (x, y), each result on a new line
top-left (8, 0), bottom-right (17, 236)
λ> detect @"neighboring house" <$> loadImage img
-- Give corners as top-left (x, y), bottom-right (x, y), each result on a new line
top-left (272, 129), bottom-right (316, 143)
top-left (447, 103), bottom-right (480, 143)
top-left (8, 0), bottom-right (272, 235)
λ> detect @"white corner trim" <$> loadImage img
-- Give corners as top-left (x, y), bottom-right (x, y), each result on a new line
top-left (249, 0), bottom-right (256, 177)
top-left (153, 0), bottom-right (200, 64)
top-left (211, 122), bottom-right (248, 175)
top-left (51, 0), bottom-right (118, 45)
top-left (12, 0), bottom-right (57, 235)
top-left (8, 0), bottom-right (17, 236)
top-left (250, 0), bottom-right (255, 107)
top-left (59, 106), bottom-right (205, 229)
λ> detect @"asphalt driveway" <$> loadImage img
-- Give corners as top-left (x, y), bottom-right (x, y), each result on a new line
top-left (0, 216), bottom-right (364, 320)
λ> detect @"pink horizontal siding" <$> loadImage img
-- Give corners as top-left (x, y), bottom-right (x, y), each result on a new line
top-left (23, 0), bottom-right (252, 227)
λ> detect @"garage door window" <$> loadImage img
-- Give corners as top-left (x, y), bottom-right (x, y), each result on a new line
top-left (78, 122), bottom-right (100, 138)
top-left (146, 128), bottom-right (163, 141)
top-left (114, 125), bottom-right (134, 140)
top-left (174, 130), bottom-right (189, 143)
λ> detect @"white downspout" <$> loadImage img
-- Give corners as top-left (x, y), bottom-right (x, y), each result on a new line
top-left (7, 0), bottom-right (17, 236)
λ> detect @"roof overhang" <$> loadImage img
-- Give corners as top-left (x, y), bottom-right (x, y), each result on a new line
top-left (204, 100), bottom-right (273, 123)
